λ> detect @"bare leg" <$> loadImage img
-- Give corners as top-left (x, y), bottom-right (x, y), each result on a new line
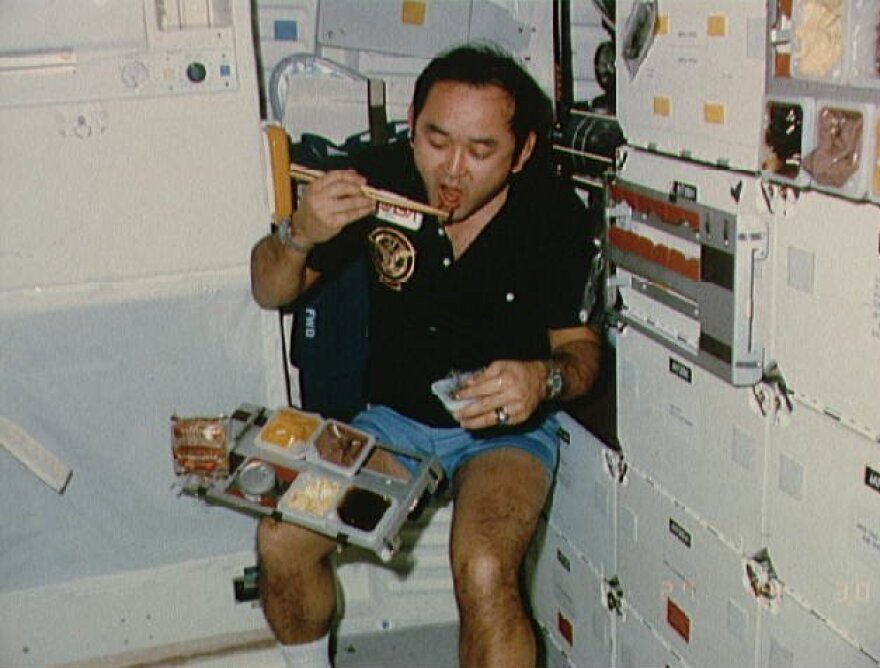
top-left (450, 448), bottom-right (550, 668)
top-left (257, 448), bottom-right (408, 645)
top-left (258, 519), bottom-right (338, 644)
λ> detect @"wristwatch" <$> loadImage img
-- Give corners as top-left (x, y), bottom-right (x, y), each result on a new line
top-left (544, 361), bottom-right (564, 401)
top-left (275, 218), bottom-right (313, 253)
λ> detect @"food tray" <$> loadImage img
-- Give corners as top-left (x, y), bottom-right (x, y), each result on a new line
top-left (178, 403), bottom-right (443, 561)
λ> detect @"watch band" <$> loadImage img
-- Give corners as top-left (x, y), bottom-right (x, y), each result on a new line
top-left (275, 218), bottom-right (313, 253)
top-left (544, 360), bottom-right (564, 401)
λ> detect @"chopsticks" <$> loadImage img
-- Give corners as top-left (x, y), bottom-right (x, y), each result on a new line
top-left (289, 162), bottom-right (450, 221)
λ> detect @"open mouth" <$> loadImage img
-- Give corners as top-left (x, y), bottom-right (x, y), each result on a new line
top-left (438, 184), bottom-right (463, 211)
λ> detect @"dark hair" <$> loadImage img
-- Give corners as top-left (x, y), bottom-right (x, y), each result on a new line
top-left (412, 42), bottom-right (554, 170)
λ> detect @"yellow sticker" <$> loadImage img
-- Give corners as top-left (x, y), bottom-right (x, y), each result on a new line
top-left (401, 0), bottom-right (426, 26)
top-left (707, 14), bottom-right (727, 37)
top-left (704, 102), bottom-right (726, 125)
top-left (653, 96), bottom-right (671, 117)
top-left (656, 14), bottom-right (669, 35)
top-left (873, 119), bottom-right (880, 196)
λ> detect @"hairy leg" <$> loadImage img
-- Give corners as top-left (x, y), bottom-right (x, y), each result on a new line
top-left (258, 519), bottom-right (338, 644)
top-left (450, 448), bottom-right (550, 668)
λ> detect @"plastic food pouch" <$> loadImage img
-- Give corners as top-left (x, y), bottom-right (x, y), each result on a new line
top-left (171, 415), bottom-right (229, 478)
top-left (622, 0), bottom-right (659, 79)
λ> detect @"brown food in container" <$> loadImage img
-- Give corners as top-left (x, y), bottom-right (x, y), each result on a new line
top-left (803, 107), bottom-right (863, 187)
top-left (314, 421), bottom-right (370, 469)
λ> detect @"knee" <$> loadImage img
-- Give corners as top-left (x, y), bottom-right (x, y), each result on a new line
top-left (258, 518), bottom-right (331, 567)
top-left (453, 545), bottom-right (519, 606)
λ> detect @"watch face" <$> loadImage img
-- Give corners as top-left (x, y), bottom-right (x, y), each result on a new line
top-left (547, 366), bottom-right (563, 399)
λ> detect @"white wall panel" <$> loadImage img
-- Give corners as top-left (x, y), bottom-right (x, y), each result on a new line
top-left (616, 601), bottom-right (690, 668)
top-left (769, 189), bottom-right (880, 441)
top-left (759, 592), bottom-right (879, 668)
top-left (617, 468), bottom-right (761, 668)
top-left (766, 402), bottom-right (880, 661)
top-left (617, 327), bottom-right (771, 553)
top-left (548, 412), bottom-right (619, 576)
top-left (529, 520), bottom-right (615, 668)
top-left (616, 0), bottom-right (768, 170)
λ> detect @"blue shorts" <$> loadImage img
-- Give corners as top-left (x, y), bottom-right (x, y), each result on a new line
top-left (350, 405), bottom-right (560, 481)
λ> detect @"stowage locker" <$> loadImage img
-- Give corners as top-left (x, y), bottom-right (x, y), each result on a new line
top-left (528, 518), bottom-right (615, 668)
top-left (766, 399), bottom-right (880, 662)
top-left (616, 467), bottom-right (762, 668)
top-left (546, 411), bottom-right (620, 577)
top-left (767, 187), bottom-right (880, 442)
top-left (616, 326), bottom-right (772, 554)
top-left (616, 0), bottom-right (769, 171)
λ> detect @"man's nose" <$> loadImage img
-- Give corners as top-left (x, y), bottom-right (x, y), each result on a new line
top-left (443, 147), bottom-right (466, 177)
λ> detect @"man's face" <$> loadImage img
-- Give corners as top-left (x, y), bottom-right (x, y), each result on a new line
top-left (410, 81), bottom-right (534, 224)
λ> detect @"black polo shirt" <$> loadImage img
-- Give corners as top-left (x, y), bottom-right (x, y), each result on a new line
top-left (307, 142), bottom-right (597, 428)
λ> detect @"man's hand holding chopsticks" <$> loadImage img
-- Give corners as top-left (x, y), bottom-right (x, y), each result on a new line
top-left (294, 169), bottom-right (376, 246)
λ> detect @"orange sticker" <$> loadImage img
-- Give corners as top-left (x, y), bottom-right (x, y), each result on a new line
top-left (557, 611), bottom-right (573, 646)
top-left (667, 598), bottom-right (691, 643)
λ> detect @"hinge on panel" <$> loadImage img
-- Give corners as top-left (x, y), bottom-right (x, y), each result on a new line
top-left (744, 548), bottom-right (782, 612)
top-left (604, 576), bottom-right (625, 617)
top-left (605, 449), bottom-right (628, 484)
top-left (750, 363), bottom-right (793, 425)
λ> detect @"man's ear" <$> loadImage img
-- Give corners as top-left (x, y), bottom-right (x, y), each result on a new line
top-left (511, 131), bottom-right (537, 173)
top-left (407, 105), bottom-right (415, 144)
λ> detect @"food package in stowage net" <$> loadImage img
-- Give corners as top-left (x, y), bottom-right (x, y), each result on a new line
top-left (171, 415), bottom-right (229, 478)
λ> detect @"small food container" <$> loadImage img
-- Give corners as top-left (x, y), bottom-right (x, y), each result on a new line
top-left (761, 96), bottom-right (816, 187)
top-left (227, 457), bottom-right (300, 507)
top-left (431, 370), bottom-right (476, 415)
top-left (307, 420), bottom-right (375, 477)
top-left (870, 108), bottom-right (880, 204)
top-left (279, 471), bottom-right (347, 518)
top-left (790, 0), bottom-right (848, 83)
top-left (255, 407), bottom-right (322, 457)
top-left (336, 486), bottom-right (393, 534)
top-left (847, 0), bottom-right (880, 88)
top-left (802, 101), bottom-right (871, 199)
